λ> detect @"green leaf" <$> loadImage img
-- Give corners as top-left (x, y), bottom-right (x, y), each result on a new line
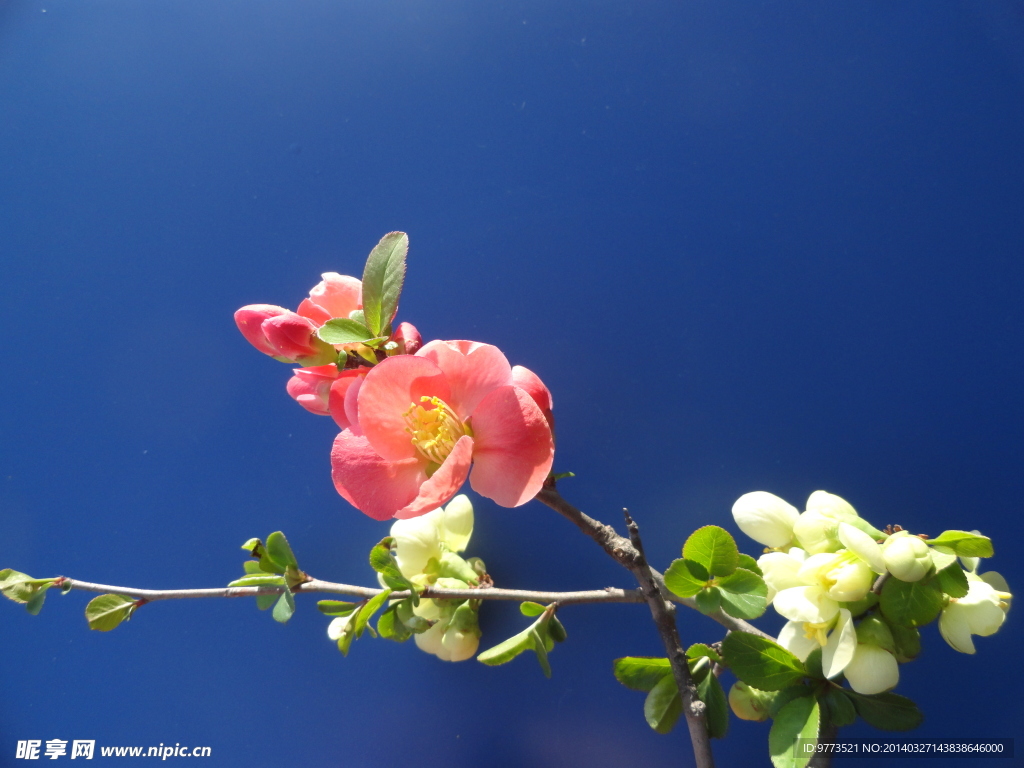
top-left (887, 622), bottom-right (921, 663)
top-left (930, 545), bottom-right (958, 573)
top-left (369, 538), bottom-right (418, 602)
top-left (272, 590), bottom-right (295, 624)
top-left (520, 601), bottom-right (546, 617)
top-left (353, 589), bottom-right (392, 638)
top-left (664, 558), bottom-right (709, 598)
top-left (85, 594), bottom-right (136, 631)
top-left (696, 668), bottom-right (729, 738)
top-left (531, 628), bottom-right (552, 678)
top-left (737, 553), bottom-right (763, 576)
top-left (317, 600), bottom-right (358, 616)
top-left (935, 562), bottom-right (969, 599)
top-left (683, 525), bottom-right (740, 578)
top-left (396, 598), bottom-right (431, 633)
top-left (880, 576), bottom-right (944, 627)
top-left (317, 317), bottom-right (376, 345)
top-left (377, 605), bottom-right (412, 642)
top-left (337, 624), bottom-right (356, 656)
top-left (548, 615), bottom-right (567, 643)
top-left (695, 587), bottom-right (722, 614)
top-left (721, 632), bottom-right (807, 691)
top-left (925, 530), bottom-right (993, 558)
top-left (841, 592), bottom-right (879, 617)
top-left (686, 644), bottom-right (722, 664)
top-left (255, 593), bottom-right (278, 611)
top-left (478, 626), bottom-right (538, 667)
top-left (240, 537), bottom-right (262, 552)
top-left (803, 648), bottom-right (823, 680)
top-left (769, 697), bottom-right (819, 768)
top-left (613, 657), bottom-right (672, 692)
top-left (822, 688), bottom-right (857, 728)
top-left (717, 567), bottom-right (768, 620)
top-left (265, 531), bottom-right (298, 570)
top-left (25, 589), bottom-right (47, 616)
top-left (242, 561), bottom-right (264, 575)
top-left (0, 569), bottom-right (46, 603)
top-left (846, 691), bottom-right (924, 731)
top-left (361, 231), bottom-right (408, 336)
top-left (644, 673), bottom-right (682, 734)
top-left (227, 574), bottom-right (286, 588)
top-left (769, 684), bottom-right (814, 718)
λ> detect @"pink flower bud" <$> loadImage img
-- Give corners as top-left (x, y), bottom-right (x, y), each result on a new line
top-left (234, 304), bottom-right (292, 358)
top-left (296, 272), bottom-right (363, 325)
top-left (392, 322), bottom-right (422, 355)
top-left (262, 313), bottom-right (336, 365)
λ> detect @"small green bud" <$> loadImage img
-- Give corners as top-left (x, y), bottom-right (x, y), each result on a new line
top-left (728, 681), bottom-right (773, 722)
top-left (855, 615), bottom-right (896, 654)
top-left (882, 531), bottom-right (932, 582)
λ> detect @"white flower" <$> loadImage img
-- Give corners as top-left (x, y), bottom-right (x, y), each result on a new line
top-left (842, 644), bottom-right (899, 695)
top-left (882, 531), bottom-right (932, 583)
top-left (838, 523), bottom-right (886, 574)
top-left (821, 608), bottom-right (857, 679)
top-left (732, 492), bottom-right (800, 549)
top-left (390, 495), bottom-right (475, 584)
top-left (326, 611), bottom-right (357, 641)
top-left (757, 548), bottom-right (807, 602)
top-left (773, 552), bottom-right (873, 627)
top-left (792, 491), bottom-right (884, 554)
top-left (413, 594), bottom-right (480, 662)
top-left (939, 574), bottom-right (1011, 654)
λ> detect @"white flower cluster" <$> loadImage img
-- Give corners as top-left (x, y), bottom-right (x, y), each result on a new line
top-left (732, 491), bottom-right (1011, 695)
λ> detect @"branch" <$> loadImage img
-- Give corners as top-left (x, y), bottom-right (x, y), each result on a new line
top-left (57, 577), bottom-right (654, 607)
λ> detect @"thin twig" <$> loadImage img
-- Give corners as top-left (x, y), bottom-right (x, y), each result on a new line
top-left (623, 508), bottom-right (716, 768)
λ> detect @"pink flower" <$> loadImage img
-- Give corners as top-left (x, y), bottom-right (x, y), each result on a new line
top-left (330, 340), bottom-right (555, 520)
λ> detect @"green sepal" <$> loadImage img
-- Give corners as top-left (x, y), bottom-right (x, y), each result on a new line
top-left (317, 318), bottom-right (375, 345)
top-left (613, 656), bottom-right (672, 692)
top-left (360, 231), bottom-right (408, 336)
top-left (935, 562), bottom-right (969, 599)
top-left (272, 590), bottom-right (295, 624)
top-left (822, 687), bottom-right (857, 728)
top-left (644, 673), bottom-right (682, 734)
top-left (317, 600), bottom-right (358, 617)
top-left (520, 601), bottom-right (546, 617)
top-left (353, 589), bottom-right (392, 639)
top-left (769, 697), bottom-right (819, 768)
top-left (716, 567), bottom-right (768, 619)
top-left (683, 525), bottom-right (740, 578)
top-left (925, 530), bottom-right (993, 558)
top-left (721, 632), bottom-right (807, 691)
top-left (845, 691), bottom-right (924, 731)
top-left (85, 594), bottom-right (137, 631)
top-left (369, 538), bottom-right (419, 605)
top-left (880, 575), bottom-right (944, 627)
top-left (396, 598), bottom-right (431, 633)
top-left (550, 471), bottom-right (575, 482)
top-left (695, 587), bottom-right (721, 614)
top-left (664, 558), bottom-right (709, 598)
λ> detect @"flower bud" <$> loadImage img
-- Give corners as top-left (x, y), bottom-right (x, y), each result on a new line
top-left (261, 312), bottom-right (337, 365)
top-left (296, 272), bottom-right (363, 325)
top-left (392, 322), bottom-right (422, 355)
top-left (728, 682), bottom-right (773, 722)
top-left (285, 365), bottom-right (339, 415)
top-left (234, 304), bottom-right (293, 359)
top-left (732, 492), bottom-right (800, 549)
top-left (843, 643), bottom-right (899, 695)
top-left (855, 615), bottom-right (896, 654)
top-left (792, 510), bottom-right (841, 555)
top-left (882, 531), bottom-right (932, 582)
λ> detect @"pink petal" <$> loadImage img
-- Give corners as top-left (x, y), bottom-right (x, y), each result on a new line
top-left (392, 436), bottom-right (474, 519)
top-left (343, 375), bottom-right (363, 436)
top-left (469, 385), bottom-right (554, 507)
top-left (262, 313), bottom-right (334, 364)
top-left (296, 298), bottom-right (331, 326)
top-left (511, 365), bottom-right (553, 413)
top-left (286, 365), bottom-right (339, 415)
top-left (357, 355), bottom-right (452, 462)
top-left (301, 273), bottom-right (363, 322)
top-left (330, 431), bottom-right (472, 520)
top-left (416, 340), bottom-right (512, 420)
top-left (328, 370), bottom-right (368, 430)
top-left (234, 304), bottom-right (290, 357)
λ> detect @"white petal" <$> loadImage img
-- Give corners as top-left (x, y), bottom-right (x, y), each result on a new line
top-left (414, 619), bottom-right (451, 660)
top-left (821, 609), bottom-right (856, 679)
top-left (843, 645), bottom-right (899, 695)
top-left (806, 490), bottom-right (860, 522)
top-left (838, 523), bottom-right (885, 573)
top-left (773, 586), bottom-right (839, 624)
top-left (758, 552), bottom-right (807, 600)
top-left (732, 492), bottom-right (799, 548)
top-left (391, 512), bottom-right (443, 578)
top-left (939, 604), bottom-right (977, 654)
top-left (777, 621), bottom-right (820, 661)
top-left (439, 494), bottom-right (474, 552)
top-left (327, 614), bottom-right (354, 641)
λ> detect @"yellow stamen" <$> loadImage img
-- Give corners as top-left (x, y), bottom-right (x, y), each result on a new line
top-left (403, 396), bottom-right (467, 465)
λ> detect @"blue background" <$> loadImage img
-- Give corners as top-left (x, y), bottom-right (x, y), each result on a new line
top-left (2, 1), bottom-right (1023, 765)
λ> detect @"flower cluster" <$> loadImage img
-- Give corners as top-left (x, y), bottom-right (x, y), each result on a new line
top-left (387, 495), bottom-right (483, 661)
top-left (732, 491), bottom-right (1011, 696)
top-left (235, 246), bottom-right (555, 521)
